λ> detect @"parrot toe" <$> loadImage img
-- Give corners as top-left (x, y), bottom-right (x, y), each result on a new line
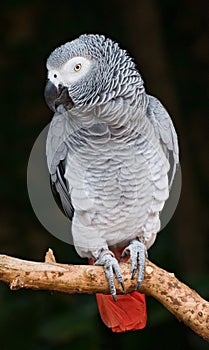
top-left (121, 239), bottom-right (147, 290)
top-left (94, 250), bottom-right (124, 301)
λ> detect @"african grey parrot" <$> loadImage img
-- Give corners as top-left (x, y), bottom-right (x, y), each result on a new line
top-left (44, 34), bottom-right (179, 332)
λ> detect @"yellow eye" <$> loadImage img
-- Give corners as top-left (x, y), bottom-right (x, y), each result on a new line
top-left (74, 63), bottom-right (82, 72)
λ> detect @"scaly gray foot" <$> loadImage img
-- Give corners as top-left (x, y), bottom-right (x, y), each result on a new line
top-left (94, 249), bottom-right (124, 301)
top-left (121, 239), bottom-right (147, 290)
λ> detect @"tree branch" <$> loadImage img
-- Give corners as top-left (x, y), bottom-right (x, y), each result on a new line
top-left (0, 249), bottom-right (208, 341)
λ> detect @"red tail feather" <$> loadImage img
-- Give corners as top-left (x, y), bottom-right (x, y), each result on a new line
top-left (89, 247), bottom-right (147, 332)
top-left (96, 292), bottom-right (147, 332)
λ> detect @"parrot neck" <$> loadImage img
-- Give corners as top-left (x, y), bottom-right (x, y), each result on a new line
top-left (68, 91), bottom-right (149, 144)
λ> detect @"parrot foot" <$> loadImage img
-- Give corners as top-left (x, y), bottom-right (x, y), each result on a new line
top-left (121, 239), bottom-right (147, 290)
top-left (94, 249), bottom-right (125, 301)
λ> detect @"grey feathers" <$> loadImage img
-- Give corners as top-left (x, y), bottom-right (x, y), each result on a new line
top-left (45, 34), bottom-right (179, 257)
top-left (147, 95), bottom-right (179, 188)
top-left (46, 34), bottom-right (145, 107)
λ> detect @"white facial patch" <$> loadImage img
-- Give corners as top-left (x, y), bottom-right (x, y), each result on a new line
top-left (48, 56), bottom-right (92, 87)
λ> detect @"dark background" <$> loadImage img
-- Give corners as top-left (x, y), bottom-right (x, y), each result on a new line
top-left (1, 0), bottom-right (208, 349)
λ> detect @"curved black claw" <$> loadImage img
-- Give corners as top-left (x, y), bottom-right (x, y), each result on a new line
top-left (121, 239), bottom-right (147, 290)
top-left (94, 250), bottom-right (124, 301)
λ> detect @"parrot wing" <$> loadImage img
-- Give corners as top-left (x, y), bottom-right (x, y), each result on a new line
top-left (147, 95), bottom-right (179, 188)
top-left (46, 108), bottom-right (74, 220)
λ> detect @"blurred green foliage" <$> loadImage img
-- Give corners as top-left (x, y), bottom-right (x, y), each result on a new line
top-left (0, 0), bottom-right (208, 349)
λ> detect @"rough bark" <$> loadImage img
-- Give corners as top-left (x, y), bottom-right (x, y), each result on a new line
top-left (0, 249), bottom-right (208, 341)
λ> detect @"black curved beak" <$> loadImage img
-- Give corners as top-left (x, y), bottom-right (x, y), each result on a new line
top-left (44, 80), bottom-right (74, 112)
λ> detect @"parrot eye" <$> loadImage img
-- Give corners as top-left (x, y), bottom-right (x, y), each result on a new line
top-left (74, 63), bottom-right (82, 72)
top-left (53, 74), bottom-right (57, 78)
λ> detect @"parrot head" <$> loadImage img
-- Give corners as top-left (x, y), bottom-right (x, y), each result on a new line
top-left (44, 34), bottom-right (145, 112)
